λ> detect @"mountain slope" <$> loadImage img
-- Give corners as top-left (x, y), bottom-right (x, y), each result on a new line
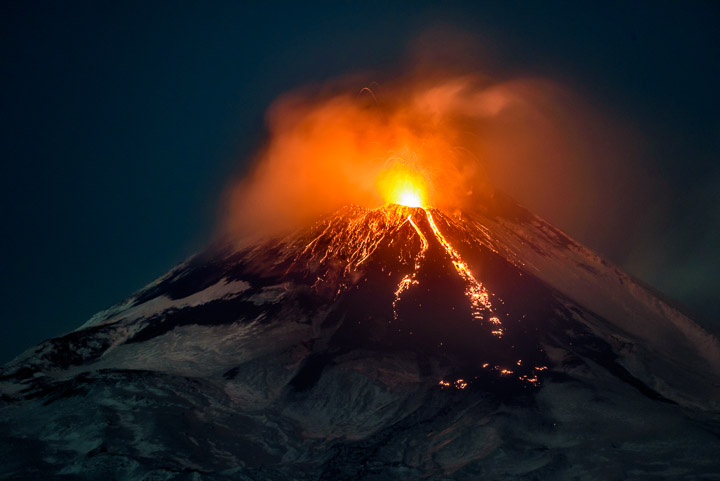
top-left (2, 193), bottom-right (719, 480)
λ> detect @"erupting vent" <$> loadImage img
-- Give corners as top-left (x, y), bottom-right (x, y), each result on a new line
top-left (289, 202), bottom-right (512, 357)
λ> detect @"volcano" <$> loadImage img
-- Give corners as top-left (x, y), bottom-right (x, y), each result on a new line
top-left (2, 192), bottom-right (720, 480)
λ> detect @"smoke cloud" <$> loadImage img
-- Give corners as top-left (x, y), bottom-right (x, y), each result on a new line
top-left (225, 63), bottom-right (644, 248)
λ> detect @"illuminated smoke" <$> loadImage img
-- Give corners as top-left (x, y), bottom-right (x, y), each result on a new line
top-left (224, 67), bottom-right (640, 249)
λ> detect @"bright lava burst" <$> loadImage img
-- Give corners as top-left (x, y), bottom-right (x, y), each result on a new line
top-left (397, 191), bottom-right (423, 208)
top-left (376, 162), bottom-right (428, 208)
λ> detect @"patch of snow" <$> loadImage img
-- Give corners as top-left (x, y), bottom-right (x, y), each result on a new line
top-left (78, 278), bottom-right (252, 329)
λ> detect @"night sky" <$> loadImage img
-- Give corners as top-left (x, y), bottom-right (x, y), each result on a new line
top-left (2, 1), bottom-right (719, 363)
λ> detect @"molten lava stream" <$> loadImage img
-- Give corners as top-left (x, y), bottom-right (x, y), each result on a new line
top-left (391, 205), bottom-right (503, 337)
top-left (392, 213), bottom-right (428, 320)
top-left (424, 210), bottom-right (501, 332)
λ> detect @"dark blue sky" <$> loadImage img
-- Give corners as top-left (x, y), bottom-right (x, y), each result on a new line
top-left (2, 1), bottom-right (719, 362)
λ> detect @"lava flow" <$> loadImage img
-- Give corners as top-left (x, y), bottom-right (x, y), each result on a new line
top-left (392, 212), bottom-right (428, 320)
top-left (397, 209), bottom-right (501, 335)
top-left (423, 210), bottom-right (502, 334)
top-left (295, 163), bottom-right (504, 336)
top-left (380, 164), bottom-right (502, 334)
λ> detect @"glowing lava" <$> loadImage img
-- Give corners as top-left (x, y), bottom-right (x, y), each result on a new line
top-left (377, 161), bottom-right (501, 334)
top-left (392, 213), bottom-right (429, 319)
top-left (293, 194), bottom-right (523, 385)
top-left (299, 166), bottom-right (503, 336)
top-left (424, 210), bottom-right (500, 333)
top-left (391, 208), bottom-right (502, 336)
top-left (376, 163), bottom-right (428, 208)
top-left (380, 161), bottom-right (502, 334)
top-left (398, 191), bottom-right (423, 208)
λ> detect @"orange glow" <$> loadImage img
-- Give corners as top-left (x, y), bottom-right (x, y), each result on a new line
top-left (439, 379), bottom-right (468, 390)
top-left (226, 75), bottom-right (514, 239)
top-left (296, 200), bottom-right (505, 337)
top-left (299, 204), bottom-right (412, 274)
top-left (224, 60), bottom-right (632, 254)
top-left (376, 163), bottom-right (428, 207)
top-left (392, 212), bottom-right (429, 319)
top-left (218, 66), bottom-right (597, 390)
top-left (398, 191), bottom-right (423, 208)
top-left (407, 214), bottom-right (429, 251)
top-left (424, 209), bottom-right (501, 332)
top-left (381, 206), bottom-right (504, 334)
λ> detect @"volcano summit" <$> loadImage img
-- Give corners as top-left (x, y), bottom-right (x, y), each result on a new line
top-left (2, 193), bottom-right (720, 480)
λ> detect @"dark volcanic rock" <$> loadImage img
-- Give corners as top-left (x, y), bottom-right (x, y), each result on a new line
top-left (2, 201), bottom-right (720, 480)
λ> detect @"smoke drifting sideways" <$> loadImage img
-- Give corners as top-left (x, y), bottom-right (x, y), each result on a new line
top-left (224, 70), bottom-right (645, 248)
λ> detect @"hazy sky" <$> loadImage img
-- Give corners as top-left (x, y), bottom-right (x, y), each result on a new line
top-left (1, 1), bottom-right (719, 362)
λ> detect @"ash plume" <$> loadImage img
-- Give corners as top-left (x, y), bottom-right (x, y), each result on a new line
top-left (224, 61), bottom-right (643, 248)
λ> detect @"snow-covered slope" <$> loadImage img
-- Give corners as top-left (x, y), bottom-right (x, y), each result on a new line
top-left (2, 194), bottom-right (719, 480)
